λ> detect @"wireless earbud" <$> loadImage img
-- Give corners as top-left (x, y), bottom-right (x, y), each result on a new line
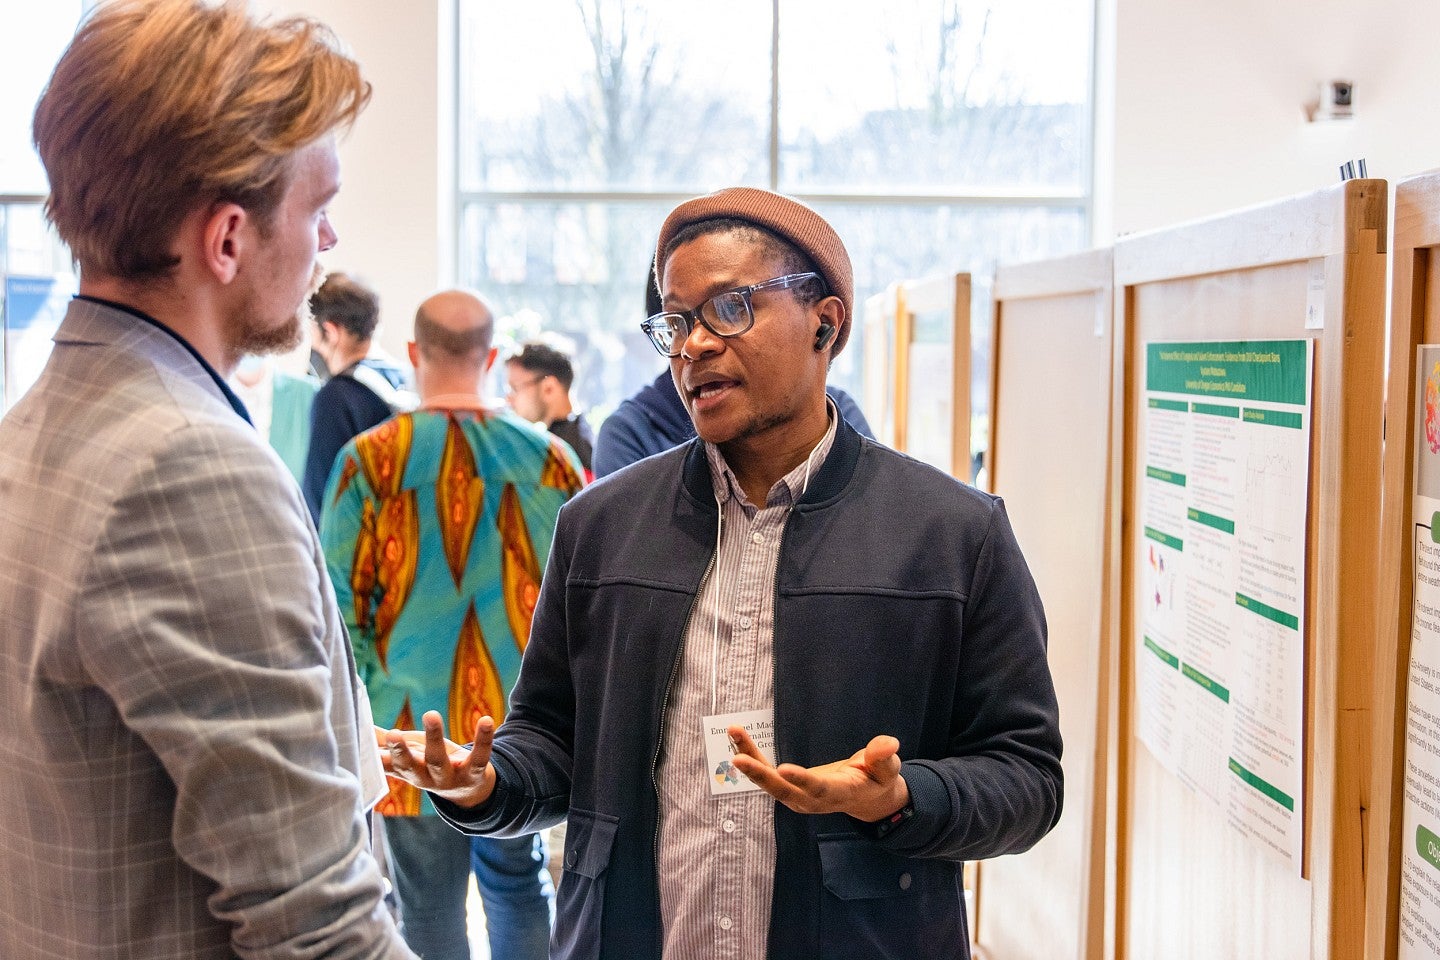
top-left (814, 323), bottom-right (837, 352)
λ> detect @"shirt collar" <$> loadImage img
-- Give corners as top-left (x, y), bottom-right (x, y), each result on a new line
top-left (704, 396), bottom-right (839, 510)
top-left (74, 294), bottom-right (253, 426)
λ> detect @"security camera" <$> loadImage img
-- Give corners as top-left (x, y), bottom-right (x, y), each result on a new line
top-left (1313, 79), bottom-right (1354, 120)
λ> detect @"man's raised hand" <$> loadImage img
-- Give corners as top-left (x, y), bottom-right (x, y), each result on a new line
top-left (727, 725), bottom-right (910, 823)
top-left (378, 710), bottom-right (497, 809)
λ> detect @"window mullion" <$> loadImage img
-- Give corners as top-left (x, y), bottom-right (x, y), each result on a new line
top-left (770, 0), bottom-right (780, 192)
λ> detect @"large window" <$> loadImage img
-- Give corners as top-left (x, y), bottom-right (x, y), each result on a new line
top-left (457, 0), bottom-right (1093, 416)
top-left (1, 3), bottom-right (88, 414)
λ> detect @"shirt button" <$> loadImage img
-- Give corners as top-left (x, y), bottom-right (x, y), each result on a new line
top-left (751, 531), bottom-right (764, 544)
top-left (739, 615), bottom-right (753, 629)
top-left (566, 849), bottom-right (578, 868)
top-left (722, 819), bottom-right (736, 833)
top-left (719, 916), bottom-right (733, 930)
top-left (899, 872), bottom-right (912, 890)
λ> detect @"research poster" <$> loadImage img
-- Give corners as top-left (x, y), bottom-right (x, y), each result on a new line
top-left (1136, 339), bottom-right (1312, 873)
top-left (1399, 346), bottom-right (1440, 959)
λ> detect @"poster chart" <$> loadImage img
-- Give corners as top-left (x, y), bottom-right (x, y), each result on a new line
top-left (1399, 347), bottom-right (1440, 959)
top-left (1136, 339), bottom-right (1313, 873)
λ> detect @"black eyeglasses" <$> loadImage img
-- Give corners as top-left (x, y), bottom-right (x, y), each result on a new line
top-left (640, 272), bottom-right (824, 357)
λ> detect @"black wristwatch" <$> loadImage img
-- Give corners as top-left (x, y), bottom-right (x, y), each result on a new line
top-left (872, 801), bottom-right (916, 839)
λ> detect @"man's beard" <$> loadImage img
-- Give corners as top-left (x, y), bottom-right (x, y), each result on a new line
top-left (225, 262), bottom-right (324, 366)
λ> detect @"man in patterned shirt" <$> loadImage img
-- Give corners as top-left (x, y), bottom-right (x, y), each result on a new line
top-left (380, 190), bottom-right (1062, 960)
top-left (321, 290), bottom-right (583, 960)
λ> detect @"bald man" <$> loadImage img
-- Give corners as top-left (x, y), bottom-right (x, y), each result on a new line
top-left (319, 290), bottom-right (585, 960)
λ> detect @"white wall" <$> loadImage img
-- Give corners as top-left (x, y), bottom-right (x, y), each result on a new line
top-left (257, 0), bottom-right (450, 361)
top-left (1111, 0), bottom-right (1440, 236)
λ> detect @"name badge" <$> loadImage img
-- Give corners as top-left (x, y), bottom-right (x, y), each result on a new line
top-left (702, 708), bottom-right (775, 797)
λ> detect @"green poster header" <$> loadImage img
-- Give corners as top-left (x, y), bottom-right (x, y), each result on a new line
top-left (1188, 507), bottom-right (1235, 535)
top-left (1146, 340), bottom-right (1308, 405)
top-left (1143, 636), bottom-right (1180, 669)
top-left (1149, 398), bottom-right (1188, 413)
top-left (1146, 466), bottom-right (1187, 486)
top-left (1229, 758), bottom-right (1295, 811)
top-left (1243, 408), bottom-right (1303, 429)
top-left (1191, 402), bottom-right (1240, 419)
top-left (1236, 592), bottom-right (1299, 631)
top-left (1417, 825), bottom-right (1440, 872)
top-left (1181, 662), bottom-right (1231, 702)
top-left (1145, 526), bottom-right (1183, 551)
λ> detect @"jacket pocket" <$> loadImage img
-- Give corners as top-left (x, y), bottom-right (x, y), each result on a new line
top-left (816, 833), bottom-right (967, 959)
top-left (818, 832), bottom-right (919, 900)
top-left (551, 808), bottom-right (620, 960)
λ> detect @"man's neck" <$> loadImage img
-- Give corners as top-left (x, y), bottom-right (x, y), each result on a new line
top-left (418, 372), bottom-right (484, 407)
top-left (718, 408), bottom-right (831, 507)
top-left (329, 341), bottom-right (372, 374)
top-left (545, 396), bottom-right (575, 425)
top-left (80, 274), bottom-right (233, 375)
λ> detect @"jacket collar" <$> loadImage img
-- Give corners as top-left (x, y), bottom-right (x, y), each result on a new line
top-left (681, 412), bottom-right (862, 511)
top-left (59, 296), bottom-right (252, 424)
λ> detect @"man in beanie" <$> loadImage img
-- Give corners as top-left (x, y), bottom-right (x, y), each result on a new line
top-left (382, 188), bottom-right (1063, 959)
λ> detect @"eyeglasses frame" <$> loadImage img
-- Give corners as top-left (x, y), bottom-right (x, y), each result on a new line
top-left (639, 271), bottom-right (824, 357)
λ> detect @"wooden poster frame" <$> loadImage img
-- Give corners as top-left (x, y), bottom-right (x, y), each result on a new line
top-left (1112, 180), bottom-right (1387, 960)
top-left (974, 247), bottom-right (1118, 960)
top-left (1368, 169), bottom-right (1440, 960)
top-left (893, 272), bottom-right (972, 480)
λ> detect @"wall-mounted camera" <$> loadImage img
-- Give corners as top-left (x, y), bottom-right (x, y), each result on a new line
top-left (1308, 79), bottom-right (1354, 122)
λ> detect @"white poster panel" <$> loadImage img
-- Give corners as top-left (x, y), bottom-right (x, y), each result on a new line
top-left (1136, 339), bottom-right (1313, 872)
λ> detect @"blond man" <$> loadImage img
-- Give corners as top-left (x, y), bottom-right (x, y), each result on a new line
top-left (0, 2), bottom-right (415, 958)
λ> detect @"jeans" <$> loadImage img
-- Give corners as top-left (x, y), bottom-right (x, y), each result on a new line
top-left (384, 815), bottom-right (554, 960)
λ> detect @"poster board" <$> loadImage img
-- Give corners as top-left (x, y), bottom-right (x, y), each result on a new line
top-left (1370, 169), bottom-right (1440, 960)
top-left (893, 272), bottom-right (972, 480)
top-left (1113, 180), bottom-right (1386, 960)
top-left (974, 247), bottom-right (1116, 960)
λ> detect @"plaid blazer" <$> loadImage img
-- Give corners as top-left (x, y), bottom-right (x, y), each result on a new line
top-left (0, 299), bottom-right (415, 959)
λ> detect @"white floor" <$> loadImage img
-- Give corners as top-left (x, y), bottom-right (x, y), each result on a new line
top-left (463, 821), bottom-right (565, 960)
top-left (465, 876), bottom-right (491, 960)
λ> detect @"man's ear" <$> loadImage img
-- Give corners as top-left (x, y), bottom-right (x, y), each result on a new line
top-left (200, 202), bottom-right (249, 285)
top-left (407, 341), bottom-right (419, 368)
top-left (483, 346), bottom-right (499, 374)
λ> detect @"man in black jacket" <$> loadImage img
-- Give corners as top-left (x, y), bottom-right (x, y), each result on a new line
top-left (381, 188), bottom-right (1062, 960)
top-left (302, 272), bottom-right (412, 520)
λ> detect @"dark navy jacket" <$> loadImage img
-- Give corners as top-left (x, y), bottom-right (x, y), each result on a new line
top-left (301, 358), bottom-right (409, 521)
top-left (438, 418), bottom-right (1062, 960)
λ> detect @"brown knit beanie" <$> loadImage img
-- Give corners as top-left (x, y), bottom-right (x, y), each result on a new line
top-left (654, 187), bottom-right (855, 356)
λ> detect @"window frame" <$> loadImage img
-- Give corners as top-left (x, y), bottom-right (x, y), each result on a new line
top-left (452, 0), bottom-right (1096, 250)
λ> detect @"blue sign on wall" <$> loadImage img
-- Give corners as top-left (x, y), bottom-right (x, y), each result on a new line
top-left (3, 274), bottom-right (74, 410)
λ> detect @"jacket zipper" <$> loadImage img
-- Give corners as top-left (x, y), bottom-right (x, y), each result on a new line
top-left (651, 545), bottom-right (718, 941)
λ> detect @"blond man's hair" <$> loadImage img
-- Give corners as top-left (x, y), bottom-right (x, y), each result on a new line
top-left (32, 0), bottom-right (371, 280)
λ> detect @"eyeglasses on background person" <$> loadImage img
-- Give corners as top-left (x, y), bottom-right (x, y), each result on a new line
top-left (640, 271), bottom-right (825, 357)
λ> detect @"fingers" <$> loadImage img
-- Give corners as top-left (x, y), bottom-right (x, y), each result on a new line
top-left (422, 711), bottom-right (451, 775)
top-left (862, 735), bottom-right (902, 782)
top-left (383, 727), bottom-right (421, 779)
top-left (465, 715), bottom-right (496, 774)
top-left (726, 724), bottom-right (771, 766)
top-left (731, 754), bottom-right (806, 803)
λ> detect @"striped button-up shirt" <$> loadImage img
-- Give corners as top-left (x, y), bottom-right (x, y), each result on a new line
top-left (655, 405), bottom-right (838, 960)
